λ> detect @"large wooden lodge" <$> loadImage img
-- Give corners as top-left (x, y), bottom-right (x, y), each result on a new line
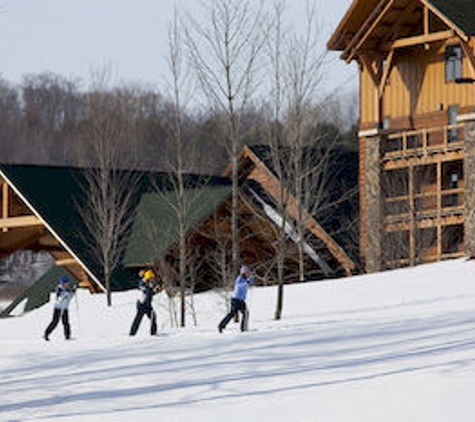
top-left (328, 0), bottom-right (475, 271)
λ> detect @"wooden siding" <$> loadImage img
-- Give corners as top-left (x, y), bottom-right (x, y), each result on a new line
top-left (330, 0), bottom-right (475, 271)
top-left (361, 39), bottom-right (475, 126)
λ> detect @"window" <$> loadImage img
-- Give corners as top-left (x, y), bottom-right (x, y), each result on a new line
top-left (445, 45), bottom-right (462, 82)
top-left (447, 105), bottom-right (459, 142)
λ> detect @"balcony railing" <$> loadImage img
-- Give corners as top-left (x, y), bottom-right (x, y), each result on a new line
top-left (384, 188), bottom-right (465, 223)
top-left (382, 124), bottom-right (465, 160)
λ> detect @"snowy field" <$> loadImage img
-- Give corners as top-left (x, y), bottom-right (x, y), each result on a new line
top-left (2, 259), bottom-right (475, 421)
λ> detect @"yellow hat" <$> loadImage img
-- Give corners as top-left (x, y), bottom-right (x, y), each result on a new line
top-left (144, 270), bottom-right (155, 280)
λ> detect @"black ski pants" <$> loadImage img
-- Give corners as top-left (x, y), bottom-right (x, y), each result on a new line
top-left (219, 298), bottom-right (249, 332)
top-left (130, 304), bottom-right (157, 336)
top-left (45, 308), bottom-right (71, 339)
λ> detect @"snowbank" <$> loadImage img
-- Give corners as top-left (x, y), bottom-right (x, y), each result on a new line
top-left (1, 259), bottom-right (475, 421)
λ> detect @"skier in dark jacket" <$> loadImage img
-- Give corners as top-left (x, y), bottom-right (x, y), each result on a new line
top-left (218, 264), bottom-right (255, 333)
top-left (44, 276), bottom-right (76, 341)
top-left (129, 269), bottom-right (162, 336)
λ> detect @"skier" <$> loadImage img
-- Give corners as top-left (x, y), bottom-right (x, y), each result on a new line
top-left (218, 264), bottom-right (255, 333)
top-left (44, 276), bottom-right (76, 341)
top-left (129, 269), bottom-right (162, 336)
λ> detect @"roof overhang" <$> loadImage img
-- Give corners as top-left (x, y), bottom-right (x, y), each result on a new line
top-left (0, 168), bottom-right (106, 292)
top-left (327, 0), bottom-right (471, 62)
top-left (231, 146), bottom-right (356, 276)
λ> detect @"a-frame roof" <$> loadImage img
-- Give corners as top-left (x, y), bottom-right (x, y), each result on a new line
top-left (224, 145), bottom-right (356, 276)
top-left (0, 164), bottom-right (106, 292)
top-left (328, 0), bottom-right (475, 59)
top-left (0, 163), bottom-right (232, 292)
top-left (0, 147), bottom-right (356, 310)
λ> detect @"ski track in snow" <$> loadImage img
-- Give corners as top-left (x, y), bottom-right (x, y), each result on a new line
top-left (1, 259), bottom-right (475, 421)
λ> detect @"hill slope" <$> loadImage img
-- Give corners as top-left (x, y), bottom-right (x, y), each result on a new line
top-left (1, 259), bottom-right (475, 421)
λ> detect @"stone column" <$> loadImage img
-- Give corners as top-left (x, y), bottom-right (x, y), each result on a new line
top-left (461, 113), bottom-right (475, 257)
top-left (362, 130), bottom-right (383, 273)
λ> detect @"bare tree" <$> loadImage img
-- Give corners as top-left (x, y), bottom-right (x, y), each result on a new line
top-left (150, 11), bottom-right (216, 327)
top-left (263, 1), bottom-right (291, 320)
top-left (185, 0), bottom-right (265, 277)
top-left (21, 73), bottom-right (81, 164)
top-left (0, 78), bottom-right (22, 163)
top-left (165, 10), bottom-right (189, 327)
top-left (75, 72), bottom-right (142, 306)
top-left (280, 2), bottom-right (327, 283)
top-left (263, 1), bottom-right (331, 318)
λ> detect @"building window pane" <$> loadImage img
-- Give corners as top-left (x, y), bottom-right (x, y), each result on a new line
top-left (445, 45), bottom-right (462, 82)
top-left (447, 105), bottom-right (459, 142)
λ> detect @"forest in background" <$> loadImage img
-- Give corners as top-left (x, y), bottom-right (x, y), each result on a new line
top-left (0, 72), bottom-right (357, 172)
top-left (0, 71), bottom-right (359, 304)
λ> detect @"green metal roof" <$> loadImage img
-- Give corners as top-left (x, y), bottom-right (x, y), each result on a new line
top-left (428, 0), bottom-right (475, 35)
top-left (0, 164), bottom-right (104, 282)
top-left (123, 185), bottom-right (232, 267)
top-left (0, 163), bottom-right (231, 292)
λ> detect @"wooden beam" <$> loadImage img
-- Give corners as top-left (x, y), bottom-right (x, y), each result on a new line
top-left (2, 182), bottom-right (8, 232)
top-left (379, 49), bottom-right (395, 99)
top-left (346, 0), bottom-right (396, 63)
top-left (385, 30), bottom-right (454, 50)
top-left (55, 258), bottom-right (79, 266)
top-left (360, 55), bottom-right (380, 87)
top-left (341, 0), bottom-right (389, 61)
top-left (460, 40), bottom-right (475, 78)
top-left (424, 5), bottom-right (430, 35)
top-left (383, 149), bottom-right (465, 170)
top-left (424, 5), bottom-right (430, 50)
top-left (420, 0), bottom-right (469, 43)
top-left (385, 213), bottom-right (464, 232)
top-left (241, 146), bottom-right (356, 274)
top-left (408, 166), bottom-right (415, 266)
top-left (360, 54), bottom-right (383, 125)
top-left (38, 234), bottom-right (60, 247)
top-left (436, 161), bottom-right (442, 259)
top-left (0, 229), bottom-right (44, 254)
top-left (0, 215), bottom-right (42, 229)
top-left (0, 168), bottom-right (106, 293)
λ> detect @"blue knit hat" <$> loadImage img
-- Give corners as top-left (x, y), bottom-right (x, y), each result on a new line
top-left (240, 265), bottom-right (251, 276)
top-left (60, 276), bottom-right (69, 284)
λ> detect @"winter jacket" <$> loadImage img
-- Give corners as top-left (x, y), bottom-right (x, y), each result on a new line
top-left (137, 280), bottom-right (156, 309)
top-left (232, 274), bottom-right (254, 301)
top-left (54, 285), bottom-right (75, 311)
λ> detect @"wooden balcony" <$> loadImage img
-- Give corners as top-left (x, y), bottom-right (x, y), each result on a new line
top-left (384, 188), bottom-right (465, 232)
top-left (382, 124), bottom-right (465, 170)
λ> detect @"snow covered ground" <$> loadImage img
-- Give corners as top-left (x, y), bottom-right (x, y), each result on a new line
top-left (2, 259), bottom-right (475, 421)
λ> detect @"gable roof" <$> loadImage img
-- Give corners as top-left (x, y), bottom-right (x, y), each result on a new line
top-left (0, 164), bottom-right (105, 291)
top-left (0, 163), bottom-right (231, 291)
top-left (0, 146), bottom-right (356, 311)
top-left (123, 185), bottom-right (232, 267)
top-left (328, 0), bottom-right (475, 56)
top-left (226, 145), bottom-right (356, 276)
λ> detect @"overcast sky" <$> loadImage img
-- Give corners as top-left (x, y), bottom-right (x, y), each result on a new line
top-left (0, 0), bottom-right (357, 95)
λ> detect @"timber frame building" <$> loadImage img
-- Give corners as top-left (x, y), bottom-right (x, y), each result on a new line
top-left (328, 0), bottom-right (475, 271)
top-left (0, 147), bottom-right (355, 315)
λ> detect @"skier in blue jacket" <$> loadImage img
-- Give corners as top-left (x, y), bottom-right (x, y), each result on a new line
top-left (44, 276), bottom-right (76, 341)
top-left (218, 264), bottom-right (254, 332)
